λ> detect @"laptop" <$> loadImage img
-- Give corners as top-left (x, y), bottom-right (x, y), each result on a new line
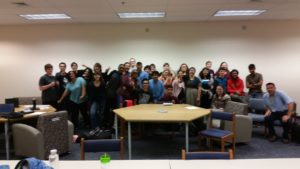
top-left (5, 98), bottom-right (19, 108)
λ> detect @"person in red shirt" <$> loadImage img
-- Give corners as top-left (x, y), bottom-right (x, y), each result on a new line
top-left (161, 85), bottom-right (178, 104)
top-left (227, 69), bottom-right (245, 99)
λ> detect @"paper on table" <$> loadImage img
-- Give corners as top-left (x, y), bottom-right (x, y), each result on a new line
top-left (30, 112), bottom-right (45, 115)
top-left (184, 106), bottom-right (199, 110)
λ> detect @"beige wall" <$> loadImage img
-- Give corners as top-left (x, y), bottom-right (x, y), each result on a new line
top-left (0, 21), bottom-right (299, 112)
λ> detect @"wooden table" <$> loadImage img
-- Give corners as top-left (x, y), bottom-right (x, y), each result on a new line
top-left (0, 105), bottom-right (56, 160)
top-left (114, 104), bottom-right (211, 159)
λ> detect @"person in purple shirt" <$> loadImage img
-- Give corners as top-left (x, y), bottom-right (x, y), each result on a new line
top-left (263, 82), bottom-right (294, 143)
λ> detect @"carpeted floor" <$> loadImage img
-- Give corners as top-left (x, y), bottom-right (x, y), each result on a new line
top-left (1, 125), bottom-right (300, 160)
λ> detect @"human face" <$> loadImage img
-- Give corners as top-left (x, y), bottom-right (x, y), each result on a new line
top-left (266, 84), bottom-right (276, 96)
top-left (69, 71), bottom-right (76, 80)
top-left (124, 63), bottom-right (130, 72)
top-left (177, 71), bottom-right (183, 78)
top-left (46, 68), bottom-right (53, 75)
top-left (136, 64), bottom-right (142, 71)
top-left (163, 64), bottom-right (170, 71)
top-left (150, 65), bottom-right (156, 72)
top-left (219, 70), bottom-right (225, 77)
top-left (59, 64), bottom-right (66, 72)
top-left (181, 64), bottom-right (187, 72)
top-left (118, 65), bottom-right (125, 73)
top-left (216, 86), bottom-right (224, 96)
top-left (143, 81), bottom-right (149, 91)
top-left (94, 66), bottom-right (101, 74)
top-left (130, 58), bottom-right (136, 67)
top-left (189, 68), bottom-right (195, 77)
top-left (221, 62), bottom-right (228, 69)
top-left (249, 68), bottom-right (255, 74)
top-left (152, 74), bottom-right (159, 81)
top-left (167, 88), bottom-right (173, 95)
top-left (231, 71), bottom-right (238, 79)
top-left (71, 64), bottom-right (78, 71)
top-left (206, 62), bottom-right (212, 69)
top-left (203, 69), bottom-right (209, 76)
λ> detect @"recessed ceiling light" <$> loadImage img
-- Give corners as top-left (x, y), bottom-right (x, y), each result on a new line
top-left (117, 12), bottom-right (165, 18)
top-left (20, 14), bottom-right (71, 20)
top-left (214, 10), bottom-right (266, 16)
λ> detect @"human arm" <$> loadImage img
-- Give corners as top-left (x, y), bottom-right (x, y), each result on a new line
top-left (58, 89), bottom-right (69, 103)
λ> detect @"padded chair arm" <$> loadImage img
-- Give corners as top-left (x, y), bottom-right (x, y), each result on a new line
top-left (67, 120), bottom-right (74, 151)
top-left (224, 115), bottom-right (253, 143)
top-left (12, 123), bottom-right (45, 159)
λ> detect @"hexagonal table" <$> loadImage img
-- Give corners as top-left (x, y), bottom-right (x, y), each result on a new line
top-left (114, 104), bottom-right (211, 159)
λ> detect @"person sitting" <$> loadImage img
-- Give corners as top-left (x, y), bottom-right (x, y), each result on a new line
top-left (227, 69), bottom-right (245, 102)
top-left (137, 79), bottom-right (153, 104)
top-left (161, 85), bottom-right (178, 104)
top-left (263, 82), bottom-right (294, 144)
top-left (211, 85), bottom-right (231, 110)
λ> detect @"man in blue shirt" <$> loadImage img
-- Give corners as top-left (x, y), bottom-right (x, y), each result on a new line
top-left (263, 82), bottom-right (294, 143)
top-left (136, 62), bottom-right (149, 88)
top-left (149, 71), bottom-right (164, 103)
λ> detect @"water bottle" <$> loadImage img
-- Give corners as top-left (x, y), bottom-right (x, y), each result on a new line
top-left (100, 153), bottom-right (110, 169)
top-left (49, 149), bottom-right (59, 169)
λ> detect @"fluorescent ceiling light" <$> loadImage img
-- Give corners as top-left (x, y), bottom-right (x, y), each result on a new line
top-left (214, 10), bottom-right (266, 16)
top-left (118, 12), bottom-right (165, 18)
top-left (20, 14), bottom-right (71, 20)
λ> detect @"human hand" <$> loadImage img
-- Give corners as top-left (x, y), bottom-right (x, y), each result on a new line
top-left (264, 110), bottom-right (271, 116)
top-left (282, 115), bottom-right (290, 122)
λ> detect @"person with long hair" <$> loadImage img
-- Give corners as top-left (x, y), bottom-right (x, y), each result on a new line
top-left (184, 67), bottom-right (201, 106)
top-left (199, 67), bottom-right (214, 108)
top-left (211, 85), bottom-right (231, 110)
top-left (58, 70), bottom-right (90, 130)
top-left (88, 73), bottom-right (106, 129)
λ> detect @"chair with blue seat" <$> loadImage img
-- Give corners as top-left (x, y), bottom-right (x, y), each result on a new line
top-left (0, 104), bottom-right (14, 113)
top-left (198, 111), bottom-right (236, 155)
top-left (80, 137), bottom-right (124, 160)
top-left (181, 149), bottom-right (233, 160)
top-left (248, 98), bottom-right (266, 124)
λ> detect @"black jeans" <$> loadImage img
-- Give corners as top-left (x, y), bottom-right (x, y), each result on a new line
top-left (69, 101), bottom-right (90, 129)
top-left (265, 110), bottom-right (291, 139)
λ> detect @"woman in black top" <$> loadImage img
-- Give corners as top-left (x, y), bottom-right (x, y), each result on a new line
top-left (88, 73), bottom-right (106, 129)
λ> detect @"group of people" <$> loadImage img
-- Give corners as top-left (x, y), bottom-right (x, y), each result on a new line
top-left (39, 58), bottom-right (294, 143)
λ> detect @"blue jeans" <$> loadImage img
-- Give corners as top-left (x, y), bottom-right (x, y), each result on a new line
top-left (90, 100), bottom-right (106, 129)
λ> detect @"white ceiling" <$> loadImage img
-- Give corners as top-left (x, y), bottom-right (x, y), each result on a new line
top-left (0, 0), bottom-right (300, 25)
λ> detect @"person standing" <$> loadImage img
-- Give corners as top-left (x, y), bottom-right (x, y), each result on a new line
top-left (149, 71), bottom-right (164, 103)
top-left (184, 67), bottom-right (201, 106)
top-left (55, 62), bottom-right (69, 110)
top-left (263, 82), bottom-right (294, 143)
top-left (58, 71), bottom-right (89, 130)
top-left (39, 63), bottom-right (58, 109)
top-left (246, 64), bottom-right (263, 98)
top-left (88, 73), bottom-right (106, 129)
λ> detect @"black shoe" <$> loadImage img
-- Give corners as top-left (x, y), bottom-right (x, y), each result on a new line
top-left (268, 135), bottom-right (277, 142)
top-left (282, 138), bottom-right (289, 144)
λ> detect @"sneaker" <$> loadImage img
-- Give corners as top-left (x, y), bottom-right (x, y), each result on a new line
top-left (268, 135), bottom-right (277, 142)
top-left (282, 138), bottom-right (289, 144)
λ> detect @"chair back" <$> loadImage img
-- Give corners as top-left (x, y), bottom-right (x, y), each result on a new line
top-left (80, 137), bottom-right (124, 160)
top-left (225, 101), bottom-right (248, 115)
top-left (248, 98), bottom-right (265, 113)
top-left (0, 104), bottom-right (14, 112)
top-left (211, 111), bottom-right (234, 121)
top-left (182, 149), bottom-right (233, 160)
top-left (36, 111), bottom-right (69, 159)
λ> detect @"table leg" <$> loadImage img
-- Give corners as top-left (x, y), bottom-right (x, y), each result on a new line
top-left (128, 122), bottom-right (132, 159)
top-left (114, 114), bottom-right (118, 139)
top-left (185, 122), bottom-right (189, 152)
top-left (5, 121), bottom-right (9, 160)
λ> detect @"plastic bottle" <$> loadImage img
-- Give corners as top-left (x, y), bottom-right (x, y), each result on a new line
top-left (100, 153), bottom-right (110, 169)
top-left (49, 149), bottom-right (60, 169)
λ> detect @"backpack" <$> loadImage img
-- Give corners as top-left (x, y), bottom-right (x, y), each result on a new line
top-left (15, 157), bottom-right (52, 169)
